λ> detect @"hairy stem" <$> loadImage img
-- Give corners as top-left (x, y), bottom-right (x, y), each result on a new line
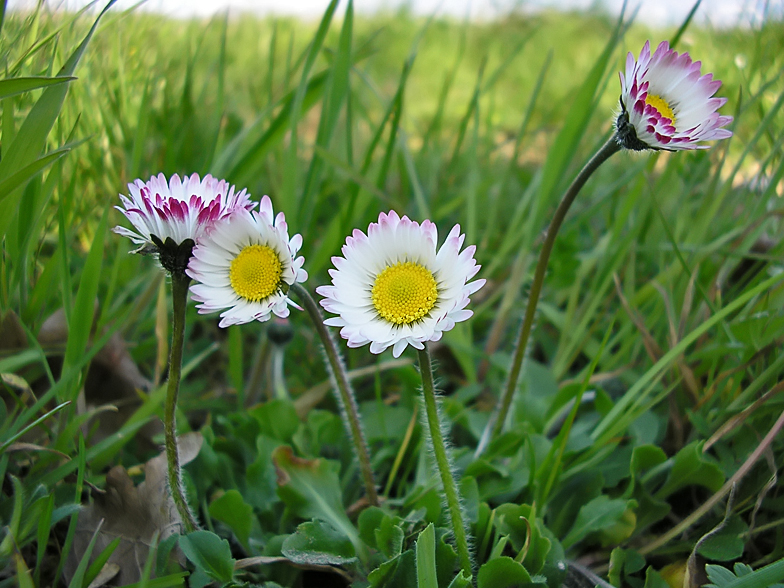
top-left (292, 283), bottom-right (379, 507)
top-left (166, 272), bottom-right (199, 532)
top-left (480, 134), bottom-right (622, 451)
top-left (418, 345), bottom-right (472, 577)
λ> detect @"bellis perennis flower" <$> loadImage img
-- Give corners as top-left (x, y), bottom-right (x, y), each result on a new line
top-left (186, 197), bottom-right (307, 328)
top-left (616, 40), bottom-right (733, 151)
top-left (114, 173), bottom-right (255, 274)
top-left (317, 211), bottom-right (485, 358)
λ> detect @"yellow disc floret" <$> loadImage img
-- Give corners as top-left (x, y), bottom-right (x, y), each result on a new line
top-left (645, 93), bottom-right (676, 123)
top-left (229, 244), bottom-right (283, 302)
top-left (372, 261), bottom-right (438, 325)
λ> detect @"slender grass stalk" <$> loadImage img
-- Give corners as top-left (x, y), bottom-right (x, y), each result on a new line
top-left (165, 272), bottom-right (199, 532)
top-left (639, 400), bottom-right (784, 555)
top-left (292, 282), bottom-right (379, 507)
top-left (481, 134), bottom-right (622, 450)
top-left (417, 345), bottom-right (472, 577)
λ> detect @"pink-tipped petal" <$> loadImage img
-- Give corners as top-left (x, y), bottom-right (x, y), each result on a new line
top-left (617, 40), bottom-right (732, 151)
top-left (318, 210), bottom-right (484, 357)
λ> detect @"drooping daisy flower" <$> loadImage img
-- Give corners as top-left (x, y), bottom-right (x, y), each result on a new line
top-left (186, 197), bottom-right (307, 327)
top-left (616, 40), bottom-right (733, 151)
top-left (113, 173), bottom-right (255, 274)
top-left (317, 211), bottom-right (485, 358)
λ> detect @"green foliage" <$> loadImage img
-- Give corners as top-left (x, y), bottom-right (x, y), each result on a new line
top-left (208, 489), bottom-right (254, 549)
top-left (415, 523), bottom-right (438, 588)
top-left (179, 531), bottom-right (236, 585)
top-left (250, 399), bottom-right (301, 442)
top-left (368, 548), bottom-right (417, 588)
top-left (561, 495), bottom-right (634, 549)
top-left (643, 567), bottom-right (670, 588)
top-left (358, 507), bottom-right (405, 559)
top-left (654, 441), bottom-right (725, 498)
top-left (697, 515), bottom-right (749, 562)
top-left (705, 560), bottom-right (784, 588)
top-left (493, 503), bottom-right (551, 573)
top-left (282, 519), bottom-right (357, 566)
top-left (272, 445), bottom-right (365, 558)
top-left (477, 557), bottom-right (543, 588)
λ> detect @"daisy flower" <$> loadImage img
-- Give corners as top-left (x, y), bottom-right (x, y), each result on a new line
top-left (186, 197), bottom-right (307, 327)
top-left (114, 172), bottom-right (255, 274)
top-left (317, 211), bottom-right (485, 358)
top-left (616, 40), bottom-right (733, 151)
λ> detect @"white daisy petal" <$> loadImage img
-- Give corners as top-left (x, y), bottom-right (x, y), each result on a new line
top-left (616, 40), bottom-right (732, 151)
top-left (392, 339), bottom-right (409, 358)
top-left (370, 341), bottom-right (389, 355)
top-left (186, 202), bottom-right (307, 327)
top-left (319, 210), bottom-right (484, 356)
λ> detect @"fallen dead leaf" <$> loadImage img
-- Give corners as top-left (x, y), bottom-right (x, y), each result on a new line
top-left (0, 309), bottom-right (27, 352)
top-left (63, 432), bottom-right (203, 584)
top-left (86, 562), bottom-right (120, 588)
top-left (36, 306), bottom-right (157, 445)
top-left (1, 372), bottom-right (34, 402)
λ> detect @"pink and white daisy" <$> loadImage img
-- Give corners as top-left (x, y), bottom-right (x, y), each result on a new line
top-left (616, 40), bottom-right (733, 151)
top-left (317, 211), bottom-right (485, 358)
top-left (114, 172), bottom-right (255, 248)
top-left (186, 197), bottom-right (307, 327)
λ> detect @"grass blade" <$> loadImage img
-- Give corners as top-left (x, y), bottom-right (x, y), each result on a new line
top-left (0, 147), bottom-right (70, 203)
top-left (415, 524), bottom-right (438, 588)
top-left (592, 272), bottom-right (784, 445)
top-left (0, 75), bottom-right (75, 100)
top-left (0, 0), bottom-right (116, 239)
top-left (60, 209), bottom-right (109, 402)
top-left (281, 0), bottom-right (340, 215)
top-left (298, 0), bottom-right (354, 233)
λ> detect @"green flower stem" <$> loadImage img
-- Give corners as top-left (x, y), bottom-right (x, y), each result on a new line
top-left (417, 345), bottom-right (472, 577)
top-left (165, 271), bottom-right (199, 533)
top-left (292, 282), bottom-right (379, 507)
top-left (484, 134), bottom-right (622, 447)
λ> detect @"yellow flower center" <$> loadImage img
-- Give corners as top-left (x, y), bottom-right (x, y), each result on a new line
top-left (229, 244), bottom-right (282, 302)
top-left (645, 93), bottom-right (676, 123)
top-left (371, 261), bottom-right (438, 325)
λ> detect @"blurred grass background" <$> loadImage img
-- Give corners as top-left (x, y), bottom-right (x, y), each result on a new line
top-left (4, 1), bottom-right (782, 326)
top-left (5, 1), bottom-right (781, 384)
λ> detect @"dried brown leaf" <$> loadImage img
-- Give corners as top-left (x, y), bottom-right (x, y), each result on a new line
top-left (63, 432), bottom-right (203, 584)
top-left (2, 373), bottom-right (34, 400)
top-left (37, 306), bottom-right (155, 443)
top-left (37, 306), bottom-right (81, 347)
top-left (0, 310), bottom-right (27, 351)
top-left (86, 563), bottom-right (120, 588)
